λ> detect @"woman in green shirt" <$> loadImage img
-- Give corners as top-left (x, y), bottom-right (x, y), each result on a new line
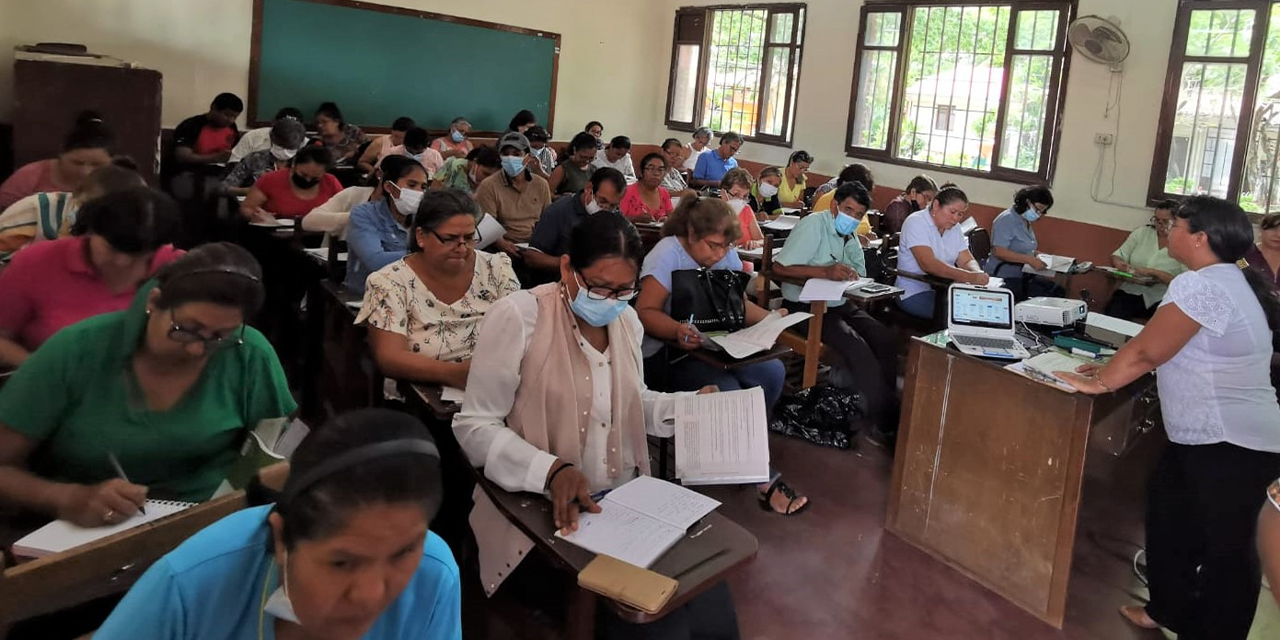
top-left (1106, 200), bottom-right (1187, 321)
top-left (0, 242), bottom-right (295, 527)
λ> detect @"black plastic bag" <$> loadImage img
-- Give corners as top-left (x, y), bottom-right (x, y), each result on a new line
top-left (769, 386), bottom-right (864, 449)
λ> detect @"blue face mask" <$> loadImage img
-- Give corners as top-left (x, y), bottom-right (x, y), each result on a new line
top-left (451, 130), bottom-right (465, 143)
top-left (1021, 209), bottom-right (1041, 223)
top-left (834, 211), bottom-right (859, 236)
top-left (501, 156), bottom-right (525, 177)
top-left (570, 275), bottom-right (629, 327)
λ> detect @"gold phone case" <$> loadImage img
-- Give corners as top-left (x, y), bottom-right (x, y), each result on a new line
top-left (577, 555), bottom-right (679, 614)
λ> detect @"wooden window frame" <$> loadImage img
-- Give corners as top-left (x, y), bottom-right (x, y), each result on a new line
top-left (664, 3), bottom-right (808, 147)
top-left (844, 0), bottom-right (1075, 184)
top-left (1148, 0), bottom-right (1273, 206)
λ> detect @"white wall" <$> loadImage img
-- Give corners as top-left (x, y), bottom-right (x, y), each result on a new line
top-left (0, 0), bottom-right (669, 139)
top-left (656, 0), bottom-right (1178, 231)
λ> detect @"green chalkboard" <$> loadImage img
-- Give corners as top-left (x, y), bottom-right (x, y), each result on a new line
top-left (251, 0), bottom-right (559, 133)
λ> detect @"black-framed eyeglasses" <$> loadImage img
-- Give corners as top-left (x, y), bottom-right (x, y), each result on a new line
top-left (575, 272), bottom-right (639, 301)
top-left (167, 310), bottom-right (244, 349)
top-left (429, 227), bottom-right (481, 247)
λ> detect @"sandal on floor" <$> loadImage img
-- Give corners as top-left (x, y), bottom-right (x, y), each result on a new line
top-left (758, 478), bottom-right (809, 516)
top-left (1118, 605), bottom-right (1160, 630)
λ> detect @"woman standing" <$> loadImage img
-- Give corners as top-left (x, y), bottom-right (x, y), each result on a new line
top-left (1105, 200), bottom-right (1186, 320)
top-left (93, 409), bottom-right (461, 640)
top-left (358, 189), bottom-right (519, 390)
top-left (619, 153), bottom-right (675, 223)
top-left (986, 185), bottom-right (1058, 301)
top-left (1058, 196), bottom-right (1280, 640)
top-left (777, 150), bottom-right (811, 209)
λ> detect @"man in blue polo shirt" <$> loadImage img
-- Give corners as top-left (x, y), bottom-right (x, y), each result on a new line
top-left (691, 132), bottom-right (743, 188)
top-left (771, 181), bottom-right (900, 444)
top-left (524, 167), bottom-right (626, 275)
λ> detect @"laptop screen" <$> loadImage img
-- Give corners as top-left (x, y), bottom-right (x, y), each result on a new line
top-left (950, 287), bottom-right (1013, 330)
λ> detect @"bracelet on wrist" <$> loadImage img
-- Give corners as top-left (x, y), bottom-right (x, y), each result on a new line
top-left (546, 462), bottom-right (575, 490)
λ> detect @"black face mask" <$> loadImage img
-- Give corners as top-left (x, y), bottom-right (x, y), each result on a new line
top-left (291, 173), bottom-right (320, 189)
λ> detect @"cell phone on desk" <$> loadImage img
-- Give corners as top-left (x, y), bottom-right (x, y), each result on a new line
top-left (860, 283), bottom-right (891, 294)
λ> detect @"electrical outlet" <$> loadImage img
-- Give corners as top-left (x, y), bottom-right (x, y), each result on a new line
top-left (1095, 133), bottom-right (1115, 146)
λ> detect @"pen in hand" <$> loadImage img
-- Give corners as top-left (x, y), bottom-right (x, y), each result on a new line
top-left (684, 314), bottom-right (695, 343)
top-left (107, 452), bottom-right (146, 515)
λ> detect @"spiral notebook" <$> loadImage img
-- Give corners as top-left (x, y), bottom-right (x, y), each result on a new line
top-left (12, 499), bottom-right (195, 559)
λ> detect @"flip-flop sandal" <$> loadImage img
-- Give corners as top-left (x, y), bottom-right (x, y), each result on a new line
top-left (758, 478), bottom-right (809, 516)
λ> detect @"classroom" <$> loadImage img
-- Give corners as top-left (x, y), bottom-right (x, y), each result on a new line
top-left (2, 0), bottom-right (1280, 638)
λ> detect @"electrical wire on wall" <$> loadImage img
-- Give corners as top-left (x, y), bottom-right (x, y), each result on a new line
top-left (1089, 67), bottom-right (1152, 213)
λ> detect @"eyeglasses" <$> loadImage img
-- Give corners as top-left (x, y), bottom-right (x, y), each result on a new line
top-left (701, 237), bottom-right (732, 253)
top-left (167, 310), bottom-right (244, 349)
top-left (575, 272), bottom-right (639, 301)
top-left (1150, 217), bottom-right (1174, 231)
top-left (642, 164), bottom-right (666, 174)
top-left (429, 227), bottom-right (481, 247)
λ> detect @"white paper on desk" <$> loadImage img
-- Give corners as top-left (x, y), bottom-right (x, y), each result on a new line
top-left (737, 246), bottom-right (764, 259)
top-left (555, 503), bottom-right (685, 568)
top-left (1004, 360), bottom-right (1078, 393)
top-left (1022, 253), bottom-right (1074, 277)
top-left (1085, 312), bottom-right (1143, 339)
top-left (675, 387), bottom-right (770, 485)
top-left (440, 386), bottom-right (465, 404)
top-left (983, 276), bottom-right (1005, 289)
top-left (250, 215), bottom-right (292, 228)
top-left (708, 311), bottom-right (811, 359)
top-left (798, 278), bottom-right (873, 302)
top-left (603, 475), bottom-right (720, 530)
top-left (959, 217), bottom-right (978, 234)
top-left (475, 213), bottom-right (506, 250)
top-left (761, 215), bottom-right (800, 231)
top-left (779, 207), bottom-right (802, 215)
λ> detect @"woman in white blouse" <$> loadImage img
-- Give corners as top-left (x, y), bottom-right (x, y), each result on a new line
top-left (1058, 196), bottom-right (1280, 640)
top-left (357, 189), bottom-right (519, 390)
top-left (451, 212), bottom-right (739, 638)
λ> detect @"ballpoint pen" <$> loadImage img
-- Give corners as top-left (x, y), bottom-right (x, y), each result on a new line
top-left (107, 452), bottom-right (146, 515)
top-left (683, 313), bottom-right (695, 343)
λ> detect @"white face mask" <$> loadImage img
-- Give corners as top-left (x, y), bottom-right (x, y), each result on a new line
top-left (270, 145), bottom-right (297, 161)
top-left (585, 198), bottom-right (603, 215)
top-left (727, 198), bottom-right (747, 213)
top-left (390, 184), bottom-right (424, 216)
top-left (758, 183), bottom-right (779, 199)
top-left (263, 561), bottom-right (301, 624)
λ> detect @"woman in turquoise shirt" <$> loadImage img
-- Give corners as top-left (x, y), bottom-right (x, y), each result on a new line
top-left (93, 408), bottom-right (462, 640)
top-left (1106, 200), bottom-right (1186, 320)
top-left (0, 242), bottom-right (295, 527)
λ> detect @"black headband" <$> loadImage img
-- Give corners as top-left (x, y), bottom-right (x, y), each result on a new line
top-left (163, 266), bottom-right (262, 286)
top-left (278, 439), bottom-right (440, 508)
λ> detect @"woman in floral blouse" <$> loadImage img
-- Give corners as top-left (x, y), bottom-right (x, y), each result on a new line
top-left (356, 189), bottom-right (520, 390)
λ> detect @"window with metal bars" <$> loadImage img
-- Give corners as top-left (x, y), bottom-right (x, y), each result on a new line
top-left (1150, 0), bottom-right (1280, 214)
top-left (846, 2), bottom-right (1073, 183)
top-left (665, 4), bottom-right (806, 146)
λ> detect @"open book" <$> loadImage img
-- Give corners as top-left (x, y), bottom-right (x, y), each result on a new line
top-left (1023, 254), bottom-right (1074, 277)
top-left (675, 387), bottom-right (771, 485)
top-left (13, 499), bottom-right (196, 559)
top-left (211, 418), bottom-right (309, 498)
top-left (704, 311), bottom-right (811, 359)
top-left (798, 277), bottom-right (874, 302)
top-left (554, 476), bottom-right (720, 568)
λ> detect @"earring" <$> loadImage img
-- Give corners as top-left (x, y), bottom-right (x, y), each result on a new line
top-left (145, 309), bottom-right (152, 316)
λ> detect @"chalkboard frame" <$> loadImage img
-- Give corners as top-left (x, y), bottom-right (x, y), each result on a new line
top-left (247, 0), bottom-right (561, 136)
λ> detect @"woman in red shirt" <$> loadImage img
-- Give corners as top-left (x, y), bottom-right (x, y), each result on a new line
top-left (0, 113), bottom-right (113, 211)
top-left (239, 146), bottom-right (342, 220)
top-left (619, 153), bottom-right (676, 223)
top-left (0, 187), bottom-right (182, 368)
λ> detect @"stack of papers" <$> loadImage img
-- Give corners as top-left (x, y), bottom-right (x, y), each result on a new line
top-left (555, 476), bottom-right (720, 568)
top-left (798, 278), bottom-right (874, 302)
top-left (675, 388), bottom-right (771, 485)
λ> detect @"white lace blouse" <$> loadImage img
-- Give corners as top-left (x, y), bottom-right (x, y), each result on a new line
top-left (1156, 264), bottom-right (1280, 452)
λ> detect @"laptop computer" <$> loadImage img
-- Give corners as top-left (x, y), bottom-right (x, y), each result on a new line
top-left (947, 284), bottom-right (1030, 360)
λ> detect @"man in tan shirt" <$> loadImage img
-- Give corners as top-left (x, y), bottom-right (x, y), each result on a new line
top-left (474, 132), bottom-right (551, 257)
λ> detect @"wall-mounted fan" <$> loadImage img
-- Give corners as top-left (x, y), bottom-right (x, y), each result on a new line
top-left (1068, 15), bottom-right (1130, 70)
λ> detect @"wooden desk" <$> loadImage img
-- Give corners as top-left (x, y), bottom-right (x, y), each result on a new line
top-left (476, 477), bottom-right (757, 639)
top-left (399, 382), bottom-right (471, 555)
top-left (887, 337), bottom-right (1150, 628)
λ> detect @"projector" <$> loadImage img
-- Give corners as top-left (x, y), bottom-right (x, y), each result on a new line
top-left (1015, 297), bottom-right (1088, 327)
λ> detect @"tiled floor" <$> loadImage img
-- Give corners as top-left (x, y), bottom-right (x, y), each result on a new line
top-left (687, 430), bottom-right (1280, 640)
